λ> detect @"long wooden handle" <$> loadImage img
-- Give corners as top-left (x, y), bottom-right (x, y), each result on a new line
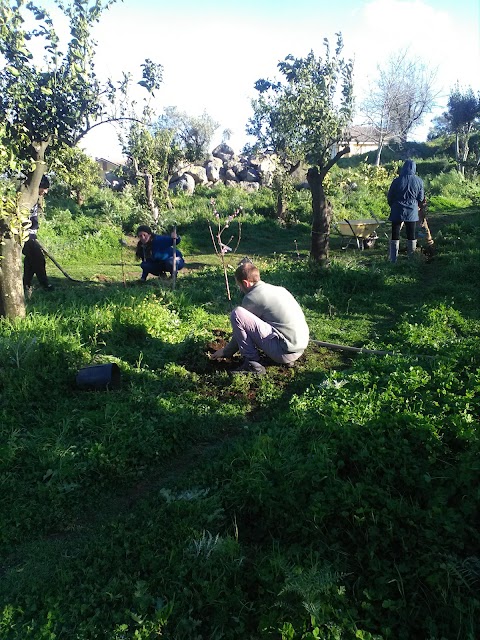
top-left (171, 225), bottom-right (177, 290)
top-left (311, 340), bottom-right (435, 360)
top-left (310, 340), bottom-right (392, 356)
top-left (36, 241), bottom-right (83, 282)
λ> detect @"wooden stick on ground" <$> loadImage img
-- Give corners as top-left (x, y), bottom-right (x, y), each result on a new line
top-left (310, 340), bottom-right (393, 356)
top-left (310, 340), bottom-right (436, 360)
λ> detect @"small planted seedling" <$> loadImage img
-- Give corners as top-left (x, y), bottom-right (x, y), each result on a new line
top-left (208, 198), bottom-right (242, 302)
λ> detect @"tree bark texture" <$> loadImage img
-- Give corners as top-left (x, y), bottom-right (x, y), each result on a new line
top-left (307, 166), bottom-right (331, 265)
top-left (144, 173), bottom-right (156, 221)
top-left (0, 234), bottom-right (26, 319)
top-left (276, 192), bottom-right (286, 220)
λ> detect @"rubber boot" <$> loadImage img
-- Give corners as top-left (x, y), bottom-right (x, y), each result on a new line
top-left (389, 240), bottom-right (400, 263)
top-left (407, 239), bottom-right (417, 258)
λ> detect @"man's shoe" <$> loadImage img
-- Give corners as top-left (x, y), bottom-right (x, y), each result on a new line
top-left (43, 284), bottom-right (54, 291)
top-left (232, 360), bottom-right (266, 375)
top-left (24, 286), bottom-right (33, 299)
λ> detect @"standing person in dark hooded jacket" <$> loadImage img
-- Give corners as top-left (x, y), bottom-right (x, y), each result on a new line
top-left (23, 175), bottom-right (54, 294)
top-left (387, 160), bottom-right (424, 263)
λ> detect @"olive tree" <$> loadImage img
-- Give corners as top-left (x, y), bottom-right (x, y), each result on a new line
top-left (52, 146), bottom-right (103, 205)
top-left (122, 121), bottom-right (181, 227)
top-left (248, 35), bottom-right (354, 264)
top-left (445, 86), bottom-right (480, 174)
top-left (0, 0), bottom-right (163, 318)
top-left (157, 106), bottom-right (219, 163)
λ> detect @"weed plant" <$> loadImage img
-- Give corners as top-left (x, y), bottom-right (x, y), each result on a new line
top-left (0, 183), bottom-right (479, 639)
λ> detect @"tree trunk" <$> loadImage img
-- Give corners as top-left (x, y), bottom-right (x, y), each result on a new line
top-left (455, 133), bottom-right (462, 174)
top-left (0, 232), bottom-right (26, 319)
top-left (276, 192), bottom-right (286, 220)
top-left (461, 132), bottom-right (471, 171)
top-left (375, 141), bottom-right (384, 166)
top-left (307, 166), bottom-right (331, 265)
top-left (75, 189), bottom-right (85, 206)
top-left (144, 173), bottom-right (156, 220)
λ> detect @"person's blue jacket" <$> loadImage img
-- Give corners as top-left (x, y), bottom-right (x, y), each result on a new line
top-left (137, 234), bottom-right (183, 263)
top-left (150, 234), bottom-right (183, 262)
top-left (387, 160), bottom-right (424, 223)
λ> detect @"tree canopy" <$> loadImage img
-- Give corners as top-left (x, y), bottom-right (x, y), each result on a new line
top-left (122, 121), bottom-right (180, 226)
top-left (157, 107), bottom-right (219, 163)
top-left (445, 86), bottom-right (480, 174)
top-left (0, 0), bottom-right (163, 318)
top-left (0, 0), bottom-right (162, 185)
top-left (248, 34), bottom-right (354, 263)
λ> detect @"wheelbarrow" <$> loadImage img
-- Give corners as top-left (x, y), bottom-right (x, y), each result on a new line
top-left (335, 218), bottom-right (385, 250)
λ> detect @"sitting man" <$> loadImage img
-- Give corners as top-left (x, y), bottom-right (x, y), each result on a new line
top-left (211, 261), bottom-right (309, 374)
top-left (135, 225), bottom-right (185, 281)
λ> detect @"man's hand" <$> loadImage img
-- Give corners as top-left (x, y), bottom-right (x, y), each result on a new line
top-left (210, 347), bottom-right (225, 360)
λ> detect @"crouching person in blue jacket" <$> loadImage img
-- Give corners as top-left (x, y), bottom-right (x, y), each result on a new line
top-left (135, 225), bottom-right (185, 281)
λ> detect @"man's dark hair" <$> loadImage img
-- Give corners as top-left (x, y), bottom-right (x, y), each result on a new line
top-left (235, 262), bottom-right (260, 283)
top-left (39, 175), bottom-right (50, 189)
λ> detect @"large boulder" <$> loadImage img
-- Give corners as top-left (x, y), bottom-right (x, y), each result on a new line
top-left (238, 166), bottom-right (260, 182)
top-left (169, 173), bottom-right (196, 195)
top-left (206, 160), bottom-right (221, 183)
top-left (212, 143), bottom-right (235, 162)
top-left (224, 167), bottom-right (238, 181)
top-left (184, 165), bottom-right (208, 185)
top-left (250, 154), bottom-right (277, 186)
top-left (238, 181), bottom-right (260, 192)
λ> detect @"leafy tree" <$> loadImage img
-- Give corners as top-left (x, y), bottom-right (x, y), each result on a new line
top-left (361, 50), bottom-right (437, 165)
top-left (248, 35), bottom-right (354, 264)
top-left (51, 146), bottom-right (102, 205)
top-left (122, 122), bottom-right (181, 227)
top-left (0, 0), bottom-right (163, 318)
top-left (427, 113), bottom-right (451, 141)
top-left (157, 107), bottom-right (219, 163)
top-left (445, 86), bottom-right (480, 174)
top-left (271, 165), bottom-right (294, 222)
top-left (121, 107), bottom-right (219, 227)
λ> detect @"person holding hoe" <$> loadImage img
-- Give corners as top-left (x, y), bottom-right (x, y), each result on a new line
top-left (23, 174), bottom-right (54, 295)
top-left (211, 260), bottom-right (309, 374)
top-left (135, 225), bottom-right (185, 281)
top-left (387, 159), bottom-right (425, 263)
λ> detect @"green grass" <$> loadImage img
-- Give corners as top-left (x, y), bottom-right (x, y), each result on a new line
top-left (0, 203), bottom-right (479, 639)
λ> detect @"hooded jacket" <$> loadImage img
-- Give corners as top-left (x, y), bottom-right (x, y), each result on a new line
top-left (387, 160), bottom-right (424, 223)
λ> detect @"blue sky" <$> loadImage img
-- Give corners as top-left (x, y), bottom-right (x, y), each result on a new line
top-left (40, 0), bottom-right (480, 160)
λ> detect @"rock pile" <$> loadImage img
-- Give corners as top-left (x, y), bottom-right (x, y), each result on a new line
top-left (169, 143), bottom-right (278, 195)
